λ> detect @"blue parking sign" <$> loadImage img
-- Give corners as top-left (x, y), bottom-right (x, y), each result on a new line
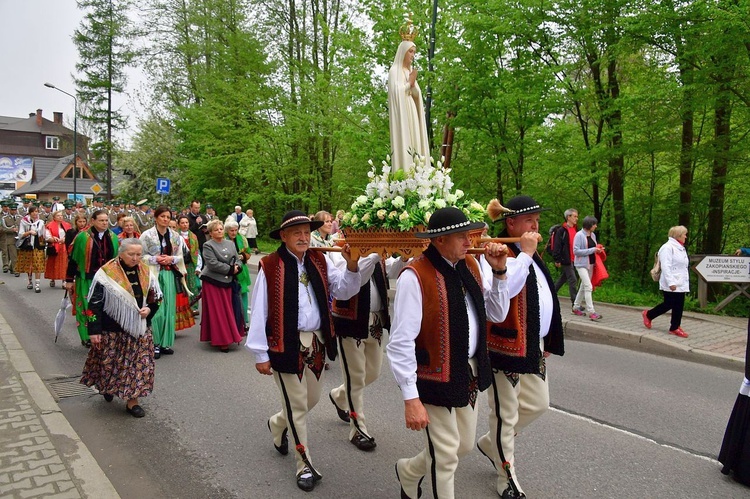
top-left (156, 178), bottom-right (171, 195)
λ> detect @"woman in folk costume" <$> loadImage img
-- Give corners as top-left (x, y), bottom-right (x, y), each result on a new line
top-left (387, 15), bottom-right (430, 172)
top-left (17, 206), bottom-right (47, 293)
top-left (44, 210), bottom-right (71, 288)
top-left (224, 220), bottom-right (251, 324)
top-left (66, 210), bottom-right (120, 346)
top-left (80, 238), bottom-right (160, 418)
top-left (140, 205), bottom-right (190, 358)
top-left (178, 215), bottom-right (201, 315)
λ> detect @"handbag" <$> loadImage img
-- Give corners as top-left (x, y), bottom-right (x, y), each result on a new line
top-left (46, 244), bottom-right (58, 257)
top-left (16, 237), bottom-right (32, 251)
top-left (649, 251), bottom-right (661, 282)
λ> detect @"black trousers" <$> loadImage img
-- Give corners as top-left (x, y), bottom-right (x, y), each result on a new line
top-left (554, 264), bottom-right (578, 304)
top-left (647, 291), bottom-right (685, 330)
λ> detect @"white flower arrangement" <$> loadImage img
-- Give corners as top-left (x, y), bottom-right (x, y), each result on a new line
top-left (342, 154), bottom-right (486, 231)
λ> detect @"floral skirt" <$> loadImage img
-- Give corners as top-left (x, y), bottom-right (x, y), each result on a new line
top-left (17, 248), bottom-right (45, 274)
top-left (80, 331), bottom-right (155, 400)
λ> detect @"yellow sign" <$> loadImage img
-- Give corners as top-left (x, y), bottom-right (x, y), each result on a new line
top-left (90, 183), bottom-right (103, 195)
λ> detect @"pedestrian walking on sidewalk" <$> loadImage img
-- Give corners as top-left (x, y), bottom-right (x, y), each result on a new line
top-left (642, 226), bottom-right (690, 338)
top-left (572, 216), bottom-right (605, 321)
top-left (552, 208), bottom-right (578, 306)
top-left (80, 238), bottom-right (159, 418)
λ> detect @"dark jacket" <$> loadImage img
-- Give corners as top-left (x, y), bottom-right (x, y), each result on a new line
top-left (552, 223), bottom-right (575, 265)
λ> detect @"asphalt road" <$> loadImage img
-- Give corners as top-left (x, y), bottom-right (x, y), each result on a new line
top-left (0, 269), bottom-right (748, 498)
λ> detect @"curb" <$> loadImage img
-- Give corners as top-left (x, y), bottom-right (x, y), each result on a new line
top-left (0, 315), bottom-right (120, 499)
top-left (563, 318), bottom-right (744, 372)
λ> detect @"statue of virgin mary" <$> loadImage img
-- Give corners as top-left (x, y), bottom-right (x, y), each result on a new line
top-left (388, 32), bottom-right (430, 172)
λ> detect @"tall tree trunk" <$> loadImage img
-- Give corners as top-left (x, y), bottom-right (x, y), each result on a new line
top-left (704, 85), bottom-right (731, 254)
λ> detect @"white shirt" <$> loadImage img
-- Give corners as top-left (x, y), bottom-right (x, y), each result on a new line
top-left (505, 252), bottom-right (554, 339)
top-left (329, 253), bottom-right (408, 312)
top-left (386, 256), bottom-right (510, 401)
top-left (245, 248), bottom-right (362, 363)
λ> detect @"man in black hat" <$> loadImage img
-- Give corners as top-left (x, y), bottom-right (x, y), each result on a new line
top-left (476, 195), bottom-right (565, 499)
top-left (387, 207), bottom-right (511, 499)
top-left (51, 196), bottom-right (65, 212)
top-left (245, 210), bottom-right (364, 492)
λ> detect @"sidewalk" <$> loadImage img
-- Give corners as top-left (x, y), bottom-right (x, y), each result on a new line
top-left (0, 315), bottom-right (119, 499)
top-left (562, 301), bottom-right (747, 371)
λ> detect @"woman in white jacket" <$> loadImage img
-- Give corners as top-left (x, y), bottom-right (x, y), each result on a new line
top-left (642, 226), bottom-right (690, 337)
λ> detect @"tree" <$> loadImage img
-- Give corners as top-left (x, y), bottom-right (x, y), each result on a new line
top-left (74, 0), bottom-right (137, 199)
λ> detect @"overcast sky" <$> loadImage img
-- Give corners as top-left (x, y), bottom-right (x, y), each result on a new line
top-left (0, 0), bottom-right (142, 143)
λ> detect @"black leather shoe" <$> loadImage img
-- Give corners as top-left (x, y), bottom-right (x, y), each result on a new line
top-left (329, 393), bottom-right (349, 422)
top-left (154, 346), bottom-right (161, 359)
top-left (395, 462), bottom-right (423, 499)
top-left (296, 468), bottom-right (320, 492)
top-left (500, 486), bottom-right (526, 499)
top-left (161, 347), bottom-right (174, 355)
top-left (350, 433), bottom-right (376, 451)
top-left (126, 404), bottom-right (145, 418)
top-left (267, 419), bottom-right (288, 455)
top-left (102, 394), bottom-right (114, 402)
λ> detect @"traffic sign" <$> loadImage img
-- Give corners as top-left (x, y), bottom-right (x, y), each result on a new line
top-left (694, 255), bottom-right (750, 283)
top-left (156, 178), bottom-right (171, 195)
top-left (90, 183), bottom-right (102, 195)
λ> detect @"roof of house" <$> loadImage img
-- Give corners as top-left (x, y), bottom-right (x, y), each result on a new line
top-left (12, 154), bottom-right (102, 195)
top-left (0, 115), bottom-right (71, 136)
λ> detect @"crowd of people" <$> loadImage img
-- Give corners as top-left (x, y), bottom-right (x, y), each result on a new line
top-left (3, 193), bottom-right (748, 494)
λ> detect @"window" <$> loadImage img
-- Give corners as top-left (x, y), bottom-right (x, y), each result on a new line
top-left (46, 136), bottom-right (60, 150)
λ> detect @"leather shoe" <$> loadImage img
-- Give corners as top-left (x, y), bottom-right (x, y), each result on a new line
top-left (296, 467), bottom-right (320, 492)
top-left (329, 393), bottom-right (349, 422)
top-left (395, 460), bottom-right (423, 499)
top-left (154, 346), bottom-right (161, 359)
top-left (350, 433), bottom-right (376, 451)
top-left (102, 393), bottom-right (114, 402)
top-left (501, 486), bottom-right (526, 499)
top-left (126, 404), bottom-right (145, 418)
top-left (161, 347), bottom-right (174, 355)
top-left (267, 419), bottom-right (288, 455)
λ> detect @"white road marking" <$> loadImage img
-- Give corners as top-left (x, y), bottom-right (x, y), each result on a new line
top-left (550, 406), bottom-right (719, 464)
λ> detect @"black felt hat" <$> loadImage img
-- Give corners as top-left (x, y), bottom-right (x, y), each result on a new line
top-left (270, 210), bottom-right (323, 240)
top-left (497, 195), bottom-right (550, 220)
top-left (415, 207), bottom-right (485, 239)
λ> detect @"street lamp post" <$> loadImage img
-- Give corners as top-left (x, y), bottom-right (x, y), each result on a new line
top-left (44, 83), bottom-right (77, 203)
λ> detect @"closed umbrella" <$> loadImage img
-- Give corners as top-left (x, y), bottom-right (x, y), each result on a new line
top-left (54, 290), bottom-right (71, 343)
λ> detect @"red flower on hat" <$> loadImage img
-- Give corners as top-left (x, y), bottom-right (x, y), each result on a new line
top-left (296, 444), bottom-right (306, 454)
top-left (349, 411), bottom-right (358, 420)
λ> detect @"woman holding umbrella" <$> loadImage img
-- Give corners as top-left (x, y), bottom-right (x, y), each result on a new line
top-left (79, 238), bottom-right (160, 417)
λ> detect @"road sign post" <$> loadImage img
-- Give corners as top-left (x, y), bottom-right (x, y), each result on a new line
top-left (156, 178), bottom-right (171, 202)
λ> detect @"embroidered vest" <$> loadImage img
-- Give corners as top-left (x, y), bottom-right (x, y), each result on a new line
top-left (407, 245), bottom-right (492, 408)
top-left (331, 259), bottom-right (390, 339)
top-left (261, 247), bottom-right (336, 373)
top-left (486, 237), bottom-right (564, 374)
